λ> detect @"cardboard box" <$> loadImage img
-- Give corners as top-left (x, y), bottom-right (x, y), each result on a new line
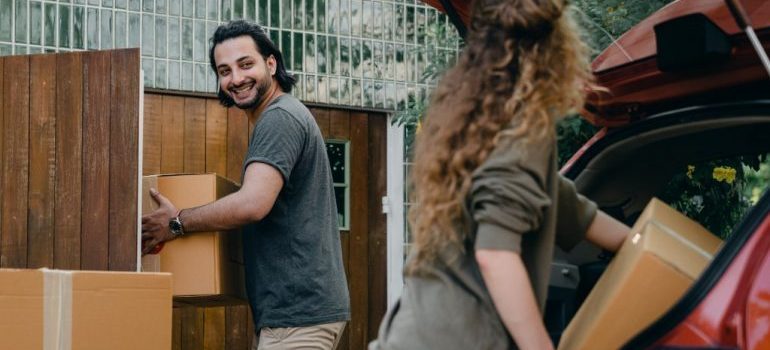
top-left (0, 268), bottom-right (171, 350)
top-left (558, 198), bottom-right (723, 350)
top-left (141, 174), bottom-right (246, 304)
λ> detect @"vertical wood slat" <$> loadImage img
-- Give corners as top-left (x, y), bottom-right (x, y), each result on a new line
top-left (329, 109), bottom-right (350, 140)
top-left (203, 306), bottom-right (226, 349)
top-left (225, 303), bottom-right (250, 350)
top-left (161, 95), bottom-right (185, 174)
top-left (205, 99), bottom-right (228, 176)
top-left (367, 113), bottom-right (388, 341)
top-left (108, 49), bottom-right (140, 271)
top-left (81, 50), bottom-right (111, 271)
top-left (27, 54), bottom-right (57, 268)
top-left (54, 52), bottom-right (84, 270)
top-left (172, 307), bottom-right (182, 350)
top-left (143, 94), bottom-right (163, 175)
top-left (184, 98), bottom-right (206, 173)
top-left (1, 55), bottom-right (30, 268)
top-left (310, 107), bottom-right (330, 138)
top-left (181, 306), bottom-right (205, 350)
top-left (349, 112), bottom-right (369, 350)
top-left (226, 107), bottom-right (248, 185)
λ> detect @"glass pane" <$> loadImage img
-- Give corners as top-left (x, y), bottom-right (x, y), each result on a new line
top-left (329, 77), bottom-right (338, 104)
top-left (318, 76), bottom-right (327, 103)
top-left (169, 0), bottom-right (180, 15)
top-left (395, 44), bottom-right (405, 80)
top-left (89, 0), bottom-right (99, 5)
top-left (14, 0), bottom-right (27, 43)
top-left (195, 63), bottom-right (207, 91)
top-left (339, 0), bottom-right (348, 35)
top-left (305, 0), bottom-right (314, 31)
top-left (305, 74), bottom-right (315, 101)
top-left (221, 0), bottom-right (231, 20)
top-left (155, 59), bottom-right (167, 88)
top-left (195, 0), bottom-right (206, 19)
top-left (72, 6), bottom-right (84, 49)
top-left (181, 62), bottom-right (193, 90)
top-left (329, 36), bottom-right (337, 74)
top-left (103, 0), bottom-right (114, 7)
top-left (87, 8), bottom-right (98, 49)
top-left (334, 186), bottom-right (346, 228)
top-left (59, 6), bottom-right (71, 48)
top-left (292, 31), bottom-right (302, 72)
top-left (280, 31), bottom-right (292, 70)
top-left (142, 14), bottom-right (154, 55)
top-left (155, 16), bottom-right (167, 58)
top-left (128, 13), bottom-right (140, 48)
top-left (129, 0), bottom-right (140, 11)
top-left (326, 142), bottom-right (346, 184)
top-left (372, 1), bottom-right (380, 39)
top-left (0, 44), bottom-right (11, 55)
top-left (156, 0), bottom-right (167, 14)
top-left (168, 17), bottom-right (179, 59)
top-left (281, 0), bottom-right (291, 29)
top-left (375, 81), bottom-right (384, 108)
top-left (115, 0), bottom-right (126, 9)
top-left (326, 0), bottom-right (336, 33)
top-left (207, 0), bottom-right (217, 20)
top-left (293, 0), bottom-right (303, 30)
top-left (114, 11), bottom-right (126, 48)
top-left (363, 80), bottom-right (373, 107)
top-left (100, 9), bottom-right (112, 49)
top-left (182, 19), bottom-right (193, 60)
top-left (29, 1), bottom-right (42, 45)
top-left (44, 3), bottom-right (56, 47)
top-left (194, 20), bottom-right (206, 62)
top-left (340, 77), bottom-right (350, 105)
top-left (350, 0), bottom-right (360, 36)
top-left (305, 33), bottom-right (316, 73)
top-left (362, 40), bottom-right (372, 78)
top-left (350, 38), bottom-right (360, 77)
top-left (269, 0), bottom-right (279, 27)
top-left (316, 0), bottom-right (325, 33)
top-left (351, 78), bottom-right (361, 105)
top-left (233, 0), bottom-right (243, 19)
top-left (258, 0), bottom-right (267, 25)
top-left (182, 0), bottom-right (194, 18)
top-left (245, 0), bottom-right (255, 21)
top-left (317, 35), bottom-right (326, 74)
top-left (142, 0), bottom-right (153, 11)
top-left (142, 58), bottom-right (154, 87)
top-left (168, 61), bottom-right (180, 90)
top-left (406, 5), bottom-right (414, 43)
top-left (339, 37), bottom-right (349, 75)
top-left (394, 4), bottom-right (404, 41)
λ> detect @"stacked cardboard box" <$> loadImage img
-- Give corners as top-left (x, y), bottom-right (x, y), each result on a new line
top-left (0, 268), bottom-right (172, 350)
top-left (141, 174), bottom-right (247, 304)
top-left (558, 198), bottom-right (723, 350)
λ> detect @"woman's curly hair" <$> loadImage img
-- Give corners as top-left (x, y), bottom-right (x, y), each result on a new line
top-left (407, 0), bottom-right (594, 273)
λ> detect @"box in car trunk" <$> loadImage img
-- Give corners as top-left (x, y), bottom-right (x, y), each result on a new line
top-left (558, 198), bottom-right (723, 350)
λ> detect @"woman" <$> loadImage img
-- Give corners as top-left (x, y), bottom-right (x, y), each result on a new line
top-left (371, 0), bottom-right (630, 349)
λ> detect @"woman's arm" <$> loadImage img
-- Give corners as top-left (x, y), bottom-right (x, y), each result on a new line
top-left (476, 249), bottom-right (554, 350)
top-left (585, 210), bottom-right (631, 252)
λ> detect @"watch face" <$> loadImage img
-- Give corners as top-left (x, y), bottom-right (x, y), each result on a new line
top-left (170, 217), bottom-right (184, 236)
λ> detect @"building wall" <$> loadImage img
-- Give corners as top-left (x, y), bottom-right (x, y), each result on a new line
top-left (0, 0), bottom-right (460, 109)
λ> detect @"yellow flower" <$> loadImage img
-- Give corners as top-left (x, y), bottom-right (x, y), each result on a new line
top-left (712, 166), bottom-right (736, 184)
top-left (686, 165), bottom-right (695, 179)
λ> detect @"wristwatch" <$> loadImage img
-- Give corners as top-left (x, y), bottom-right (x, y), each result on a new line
top-left (169, 213), bottom-right (185, 238)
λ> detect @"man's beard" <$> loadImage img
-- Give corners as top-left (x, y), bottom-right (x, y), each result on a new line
top-left (231, 77), bottom-right (272, 110)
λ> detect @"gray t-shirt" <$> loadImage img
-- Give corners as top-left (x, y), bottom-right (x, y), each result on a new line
top-left (242, 94), bottom-right (350, 330)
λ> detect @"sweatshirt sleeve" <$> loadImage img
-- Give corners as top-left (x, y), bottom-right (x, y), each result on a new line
top-left (554, 175), bottom-right (598, 252)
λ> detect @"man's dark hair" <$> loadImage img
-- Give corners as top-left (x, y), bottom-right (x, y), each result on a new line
top-left (209, 20), bottom-right (296, 106)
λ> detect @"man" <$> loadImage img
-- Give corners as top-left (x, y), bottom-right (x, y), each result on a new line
top-left (141, 20), bottom-right (350, 350)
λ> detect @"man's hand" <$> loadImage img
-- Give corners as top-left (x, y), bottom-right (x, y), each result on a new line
top-left (141, 188), bottom-right (180, 255)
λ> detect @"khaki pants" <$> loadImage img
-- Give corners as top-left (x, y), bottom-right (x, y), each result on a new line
top-left (251, 321), bottom-right (346, 350)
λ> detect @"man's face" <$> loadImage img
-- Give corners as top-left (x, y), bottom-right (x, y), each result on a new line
top-left (214, 35), bottom-right (275, 110)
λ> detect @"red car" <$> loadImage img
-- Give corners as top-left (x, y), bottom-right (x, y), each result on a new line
top-left (425, 0), bottom-right (770, 348)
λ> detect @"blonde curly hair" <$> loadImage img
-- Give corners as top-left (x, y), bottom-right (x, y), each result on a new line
top-left (407, 0), bottom-right (594, 273)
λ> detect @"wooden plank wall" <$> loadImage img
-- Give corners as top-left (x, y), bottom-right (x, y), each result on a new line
top-left (146, 92), bottom-right (388, 350)
top-left (0, 49), bottom-right (140, 271)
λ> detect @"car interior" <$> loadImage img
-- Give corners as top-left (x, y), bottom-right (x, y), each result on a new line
top-left (546, 100), bottom-right (770, 344)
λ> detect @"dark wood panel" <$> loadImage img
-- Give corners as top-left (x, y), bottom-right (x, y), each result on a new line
top-left (367, 112), bottom-right (388, 341)
top-left (226, 107), bottom-right (248, 185)
top-left (203, 306), bottom-right (226, 349)
top-left (225, 303), bottom-right (250, 350)
top-left (161, 95), bottom-right (185, 174)
top-left (108, 49), bottom-right (140, 271)
top-left (81, 50), bottom-right (111, 271)
top-left (330, 109), bottom-right (350, 140)
top-left (27, 54), bottom-right (57, 268)
top-left (181, 306), bottom-right (205, 350)
top-left (205, 100), bottom-right (228, 176)
top-left (310, 107), bottom-right (330, 138)
top-left (143, 94), bottom-right (163, 175)
top-left (1, 55), bottom-right (30, 268)
top-left (348, 112), bottom-right (370, 350)
top-left (184, 98), bottom-right (206, 173)
top-left (54, 52), bottom-right (84, 270)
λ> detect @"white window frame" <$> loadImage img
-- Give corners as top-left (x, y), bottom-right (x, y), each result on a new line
top-left (385, 115), bottom-right (405, 307)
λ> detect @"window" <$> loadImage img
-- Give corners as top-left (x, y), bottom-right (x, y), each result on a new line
top-left (326, 140), bottom-right (350, 230)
